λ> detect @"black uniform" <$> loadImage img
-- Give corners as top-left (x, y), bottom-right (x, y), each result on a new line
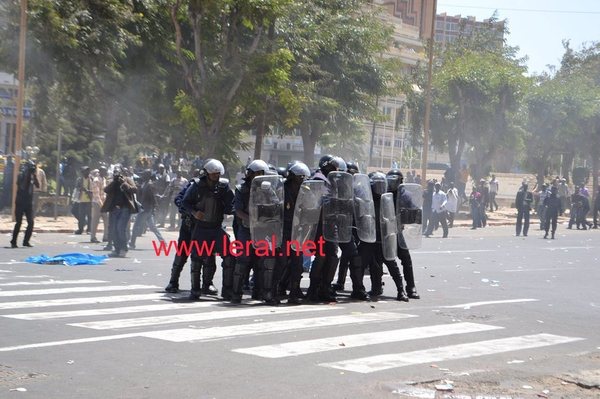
top-left (543, 191), bottom-right (562, 239)
top-left (392, 185), bottom-right (419, 299)
top-left (515, 186), bottom-right (533, 236)
top-left (277, 178), bottom-right (305, 304)
top-left (11, 162), bottom-right (39, 248)
top-left (306, 171), bottom-right (339, 303)
top-left (359, 193), bottom-right (407, 301)
top-left (181, 176), bottom-right (235, 300)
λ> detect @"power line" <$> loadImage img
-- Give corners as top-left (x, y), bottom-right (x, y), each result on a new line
top-left (439, 4), bottom-right (600, 15)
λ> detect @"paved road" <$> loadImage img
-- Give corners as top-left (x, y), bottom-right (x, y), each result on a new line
top-left (0, 226), bottom-right (599, 398)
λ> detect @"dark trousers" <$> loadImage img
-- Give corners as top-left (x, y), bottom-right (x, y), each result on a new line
top-left (544, 213), bottom-right (558, 235)
top-left (109, 208), bottom-right (131, 253)
top-left (489, 192), bottom-right (498, 211)
top-left (12, 202), bottom-right (34, 245)
top-left (516, 209), bottom-right (530, 236)
top-left (425, 211), bottom-right (448, 237)
top-left (77, 202), bottom-right (91, 233)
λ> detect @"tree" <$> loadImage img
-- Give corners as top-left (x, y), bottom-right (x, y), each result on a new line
top-left (278, 0), bottom-right (397, 166)
top-left (169, 0), bottom-right (293, 161)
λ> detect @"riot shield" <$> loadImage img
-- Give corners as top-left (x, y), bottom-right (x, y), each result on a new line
top-left (290, 180), bottom-right (325, 252)
top-left (353, 174), bottom-right (376, 243)
top-left (249, 175), bottom-right (284, 250)
top-left (322, 171), bottom-right (354, 243)
top-left (396, 183), bottom-right (423, 249)
top-left (380, 193), bottom-right (398, 261)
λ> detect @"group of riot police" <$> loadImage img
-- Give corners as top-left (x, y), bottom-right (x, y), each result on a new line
top-left (163, 155), bottom-right (423, 305)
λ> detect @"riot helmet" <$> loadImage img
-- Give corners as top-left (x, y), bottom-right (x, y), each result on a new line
top-left (247, 159), bottom-right (269, 174)
top-left (203, 159), bottom-right (225, 175)
top-left (288, 162), bottom-right (311, 180)
top-left (276, 166), bottom-right (288, 178)
top-left (386, 169), bottom-right (404, 192)
top-left (318, 154), bottom-right (338, 177)
top-left (346, 161), bottom-right (360, 175)
top-left (370, 172), bottom-right (387, 196)
top-left (333, 156), bottom-right (347, 172)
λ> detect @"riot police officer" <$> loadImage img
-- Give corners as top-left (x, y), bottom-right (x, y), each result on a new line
top-left (231, 159), bottom-right (270, 303)
top-left (387, 169), bottom-right (420, 299)
top-left (181, 159), bottom-right (235, 300)
top-left (359, 172), bottom-right (409, 301)
top-left (332, 161), bottom-right (360, 292)
top-left (307, 155), bottom-right (343, 303)
top-left (278, 161), bottom-right (312, 304)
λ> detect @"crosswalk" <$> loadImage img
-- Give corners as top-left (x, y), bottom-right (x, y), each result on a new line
top-left (0, 273), bottom-right (584, 373)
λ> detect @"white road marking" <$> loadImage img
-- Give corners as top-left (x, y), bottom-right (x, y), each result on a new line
top-left (503, 268), bottom-right (577, 272)
top-left (0, 285), bottom-right (159, 297)
top-left (13, 275), bottom-right (53, 278)
top-left (541, 246), bottom-right (595, 251)
top-left (138, 312), bottom-right (417, 342)
top-left (233, 322), bottom-right (503, 358)
top-left (0, 269), bottom-right (14, 272)
top-left (0, 293), bottom-right (170, 310)
top-left (0, 279), bottom-right (107, 286)
top-left (440, 299), bottom-right (539, 309)
top-left (413, 250), bottom-right (495, 254)
top-left (69, 306), bottom-right (345, 330)
top-left (0, 333), bottom-right (142, 352)
top-left (320, 333), bottom-right (584, 373)
top-left (4, 302), bottom-right (223, 320)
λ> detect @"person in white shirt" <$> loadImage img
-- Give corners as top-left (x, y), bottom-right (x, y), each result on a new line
top-left (33, 163), bottom-right (48, 216)
top-left (445, 182), bottom-right (459, 227)
top-left (425, 182), bottom-right (448, 238)
top-left (489, 174), bottom-right (499, 212)
top-left (89, 169), bottom-right (105, 243)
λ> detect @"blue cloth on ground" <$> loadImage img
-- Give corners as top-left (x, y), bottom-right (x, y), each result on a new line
top-left (25, 253), bottom-right (108, 266)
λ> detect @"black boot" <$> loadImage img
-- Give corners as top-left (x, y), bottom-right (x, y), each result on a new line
top-left (349, 255), bottom-right (367, 300)
top-left (306, 256), bottom-right (325, 302)
top-left (262, 258), bottom-right (280, 305)
top-left (201, 256), bottom-right (218, 295)
top-left (189, 261), bottom-right (202, 300)
top-left (221, 256), bottom-right (235, 301)
top-left (287, 256), bottom-right (304, 305)
top-left (403, 263), bottom-right (420, 299)
top-left (165, 256), bottom-right (185, 293)
top-left (232, 258), bottom-right (250, 303)
top-left (387, 260), bottom-right (409, 302)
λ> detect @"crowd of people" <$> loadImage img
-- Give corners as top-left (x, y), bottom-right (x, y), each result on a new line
top-left (6, 154), bottom-right (599, 307)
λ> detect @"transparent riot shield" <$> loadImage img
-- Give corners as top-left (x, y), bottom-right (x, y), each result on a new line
top-left (396, 183), bottom-right (423, 249)
top-left (249, 175), bottom-right (284, 250)
top-left (352, 174), bottom-right (376, 243)
top-left (322, 171), bottom-right (354, 243)
top-left (380, 193), bottom-right (398, 261)
top-left (290, 180), bottom-right (325, 252)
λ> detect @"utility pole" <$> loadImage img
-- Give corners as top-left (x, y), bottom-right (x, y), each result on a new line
top-left (11, 0), bottom-right (28, 221)
top-left (421, 0), bottom-right (437, 186)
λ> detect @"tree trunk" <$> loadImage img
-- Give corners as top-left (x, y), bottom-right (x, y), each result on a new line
top-left (254, 109), bottom-right (267, 160)
top-left (301, 122), bottom-right (319, 168)
top-left (103, 101), bottom-right (120, 162)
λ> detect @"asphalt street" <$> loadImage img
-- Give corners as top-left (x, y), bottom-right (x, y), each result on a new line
top-left (0, 225), bottom-right (599, 398)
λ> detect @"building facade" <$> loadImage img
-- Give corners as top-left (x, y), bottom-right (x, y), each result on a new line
top-left (434, 12), bottom-right (505, 46)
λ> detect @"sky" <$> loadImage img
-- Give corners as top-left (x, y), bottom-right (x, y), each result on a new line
top-left (437, 0), bottom-right (600, 75)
